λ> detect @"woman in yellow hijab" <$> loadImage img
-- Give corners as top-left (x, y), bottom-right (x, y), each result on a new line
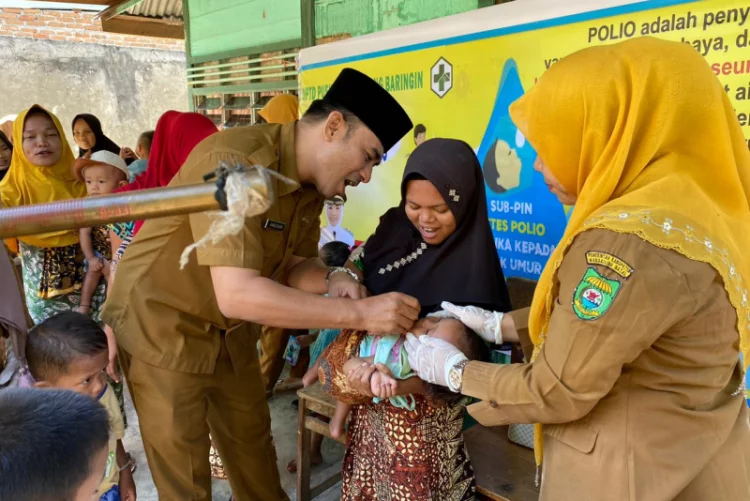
top-left (406, 37), bottom-right (750, 500)
top-left (257, 94), bottom-right (298, 124)
top-left (0, 105), bottom-right (102, 324)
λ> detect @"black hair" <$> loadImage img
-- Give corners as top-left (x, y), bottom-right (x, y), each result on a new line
top-left (26, 312), bottom-right (108, 383)
top-left (414, 124), bottom-right (426, 138)
top-left (0, 388), bottom-right (110, 501)
top-left (0, 130), bottom-right (12, 182)
top-left (320, 241), bottom-right (352, 267)
top-left (0, 130), bottom-right (12, 152)
top-left (302, 100), bottom-right (360, 134)
top-left (138, 130), bottom-right (155, 152)
top-left (423, 319), bottom-right (491, 407)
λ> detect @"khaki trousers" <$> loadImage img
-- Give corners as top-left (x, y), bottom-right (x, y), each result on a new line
top-left (119, 335), bottom-right (288, 501)
top-left (259, 325), bottom-right (309, 393)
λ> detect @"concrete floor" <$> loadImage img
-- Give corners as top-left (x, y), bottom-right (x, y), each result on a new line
top-left (122, 380), bottom-right (345, 501)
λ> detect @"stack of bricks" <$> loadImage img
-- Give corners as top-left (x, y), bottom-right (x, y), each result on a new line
top-left (0, 7), bottom-right (184, 51)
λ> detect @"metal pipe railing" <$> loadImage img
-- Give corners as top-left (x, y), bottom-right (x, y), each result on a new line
top-left (0, 166), bottom-right (273, 239)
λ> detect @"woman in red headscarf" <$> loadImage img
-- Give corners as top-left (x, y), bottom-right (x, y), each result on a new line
top-left (109, 111), bottom-right (218, 272)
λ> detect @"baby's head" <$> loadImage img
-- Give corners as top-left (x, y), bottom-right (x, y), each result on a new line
top-left (319, 241), bottom-right (351, 267)
top-left (72, 150), bottom-right (128, 196)
top-left (411, 316), bottom-right (490, 405)
top-left (412, 316), bottom-right (490, 362)
top-left (136, 130), bottom-right (154, 160)
top-left (0, 388), bottom-right (110, 501)
top-left (27, 312), bottom-right (109, 400)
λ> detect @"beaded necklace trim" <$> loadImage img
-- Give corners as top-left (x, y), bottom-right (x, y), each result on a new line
top-left (377, 242), bottom-right (428, 275)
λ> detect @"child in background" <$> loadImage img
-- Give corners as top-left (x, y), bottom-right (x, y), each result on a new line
top-left (71, 151), bottom-right (129, 316)
top-left (120, 130), bottom-right (154, 181)
top-left (0, 387), bottom-right (111, 501)
top-left (323, 316), bottom-right (490, 438)
top-left (26, 312), bottom-right (136, 501)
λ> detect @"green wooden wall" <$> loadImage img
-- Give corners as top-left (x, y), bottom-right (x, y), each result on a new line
top-left (188, 0), bottom-right (302, 60)
top-left (187, 0), bottom-right (489, 61)
top-left (315, 0), bottom-right (481, 40)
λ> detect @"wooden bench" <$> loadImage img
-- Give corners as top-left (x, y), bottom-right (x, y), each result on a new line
top-left (296, 383), bottom-right (346, 501)
top-left (297, 383), bottom-right (539, 501)
top-left (464, 424), bottom-right (539, 501)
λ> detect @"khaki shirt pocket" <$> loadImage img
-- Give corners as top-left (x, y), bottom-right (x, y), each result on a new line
top-left (544, 420), bottom-right (599, 454)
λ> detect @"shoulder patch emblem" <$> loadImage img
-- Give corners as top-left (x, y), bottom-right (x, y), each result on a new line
top-left (585, 251), bottom-right (634, 279)
top-left (573, 267), bottom-right (622, 321)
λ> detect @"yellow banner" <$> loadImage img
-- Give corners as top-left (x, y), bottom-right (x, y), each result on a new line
top-left (301, 0), bottom-right (750, 280)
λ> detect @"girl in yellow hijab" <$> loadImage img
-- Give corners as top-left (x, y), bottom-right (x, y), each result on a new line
top-left (406, 37), bottom-right (750, 500)
top-left (0, 105), bottom-right (97, 324)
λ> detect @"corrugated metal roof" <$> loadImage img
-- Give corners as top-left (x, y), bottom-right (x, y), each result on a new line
top-left (127, 0), bottom-right (182, 21)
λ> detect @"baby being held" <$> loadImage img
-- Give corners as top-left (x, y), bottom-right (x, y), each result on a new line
top-left (329, 316), bottom-right (489, 438)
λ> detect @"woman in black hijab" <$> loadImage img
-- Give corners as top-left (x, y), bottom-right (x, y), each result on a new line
top-left (72, 114), bottom-right (132, 164)
top-left (317, 139), bottom-right (512, 500)
top-left (358, 138), bottom-right (511, 314)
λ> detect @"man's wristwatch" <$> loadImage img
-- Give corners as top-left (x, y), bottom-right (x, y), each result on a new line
top-left (448, 359), bottom-right (471, 393)
top-left (326, 266), bottom-right (360, 286)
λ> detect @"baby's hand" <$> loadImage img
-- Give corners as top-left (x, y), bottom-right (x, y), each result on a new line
top-left (87, 256), bottom-right (103, 272)
top-left (370, 366), bottom-right (397, 399)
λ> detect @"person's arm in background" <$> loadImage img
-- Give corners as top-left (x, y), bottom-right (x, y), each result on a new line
top-left (460, 231), bottom-right (695, 426)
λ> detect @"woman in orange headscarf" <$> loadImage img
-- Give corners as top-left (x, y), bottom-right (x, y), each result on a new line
top-left (0, 106), bottom-right (97, 324)
top-left (406, 37), bottom-right (750, 500)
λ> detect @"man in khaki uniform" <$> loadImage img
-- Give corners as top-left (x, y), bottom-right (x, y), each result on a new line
top-left (103, 68), bottom-right (417, 501)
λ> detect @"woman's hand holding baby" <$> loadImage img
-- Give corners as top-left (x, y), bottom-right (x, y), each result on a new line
top-left (347, 361), bottom-right (377, 397)
top-left (371, 363), bottom-right (398, 399)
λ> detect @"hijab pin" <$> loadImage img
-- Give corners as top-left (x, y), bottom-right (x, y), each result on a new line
top-left (448, 188), bottom-right (460, 203)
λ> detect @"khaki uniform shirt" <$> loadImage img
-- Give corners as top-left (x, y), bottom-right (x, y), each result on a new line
top-left (102, 123), bottom-right (324, 374)
top-left (463, 229), bottom-right (750, 501)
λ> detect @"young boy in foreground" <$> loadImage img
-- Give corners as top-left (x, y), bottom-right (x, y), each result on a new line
top-left (26, 312), bottom-right (136, 501)
top-left (0, 387), bottom-right (110, 501)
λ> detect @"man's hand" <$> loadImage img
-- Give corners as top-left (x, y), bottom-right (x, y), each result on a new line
top-left (356, 293), bottom-right (420, 334)
top-left (328, 272), bottom-right (368, 299)
top-left (371, 364), bottom-right (398, 399)
top-left (119, 467), bottom-right (137, 501)
top-left (87, 256), bottom-right (103, 272)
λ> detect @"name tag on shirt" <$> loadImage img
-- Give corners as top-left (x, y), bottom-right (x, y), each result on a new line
top-left (264, 219), bottom-right (286, 232)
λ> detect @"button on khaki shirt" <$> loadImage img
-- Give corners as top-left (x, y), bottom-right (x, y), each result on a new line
top-left (463, 229), bottom-right (749, 501)
top-left (102, 123), bottom-right (324, 374)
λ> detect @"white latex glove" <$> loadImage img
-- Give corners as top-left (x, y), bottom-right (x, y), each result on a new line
top-left (441, 301), bottom-right (504, 344)
top-left (426, 309), bottom-right (454, 319)
top-left (404, 333), bottom-right (468, 392)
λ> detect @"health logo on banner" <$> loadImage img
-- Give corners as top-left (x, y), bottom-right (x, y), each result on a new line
top-left (476, 59), bottom-right (568, 280)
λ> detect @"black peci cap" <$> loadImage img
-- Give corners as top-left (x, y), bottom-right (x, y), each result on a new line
top-left (322, 68), bottom-right (413, 153)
